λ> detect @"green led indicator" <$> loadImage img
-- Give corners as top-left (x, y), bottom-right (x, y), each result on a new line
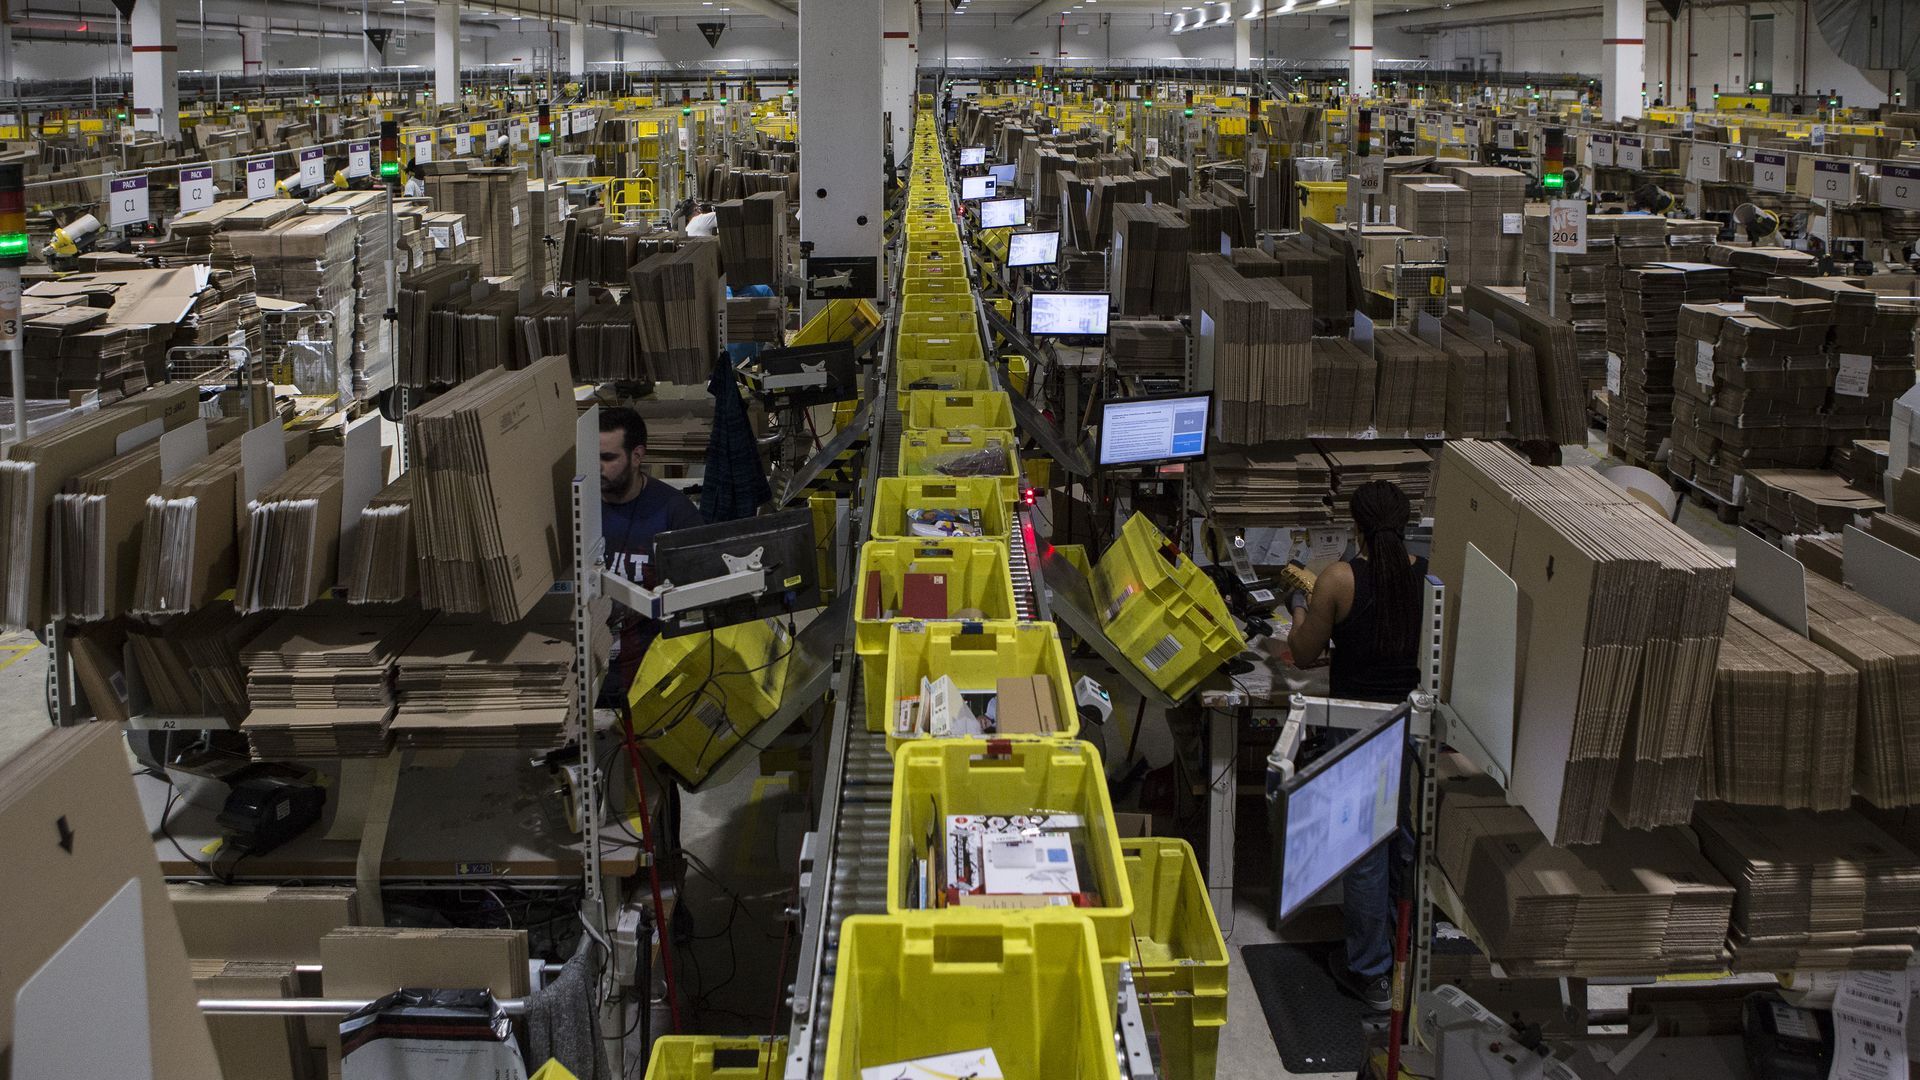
top-left (538, 132), bottom-right (552, 144)
top-left (682, 107), bottom-right (693, 115)
top-left (116, 112), bottom-right (127, 121)
top-left (380, 161), bottom-right (400, 177)
top-left (1542, 173), bottom-right (1564, 189)
top-left (0, 234), bottom-right (27, 259)
top-left (1183, 108), bottom-right (1194, 117)
top-left (1144, 100), bottom-right (1154, 108)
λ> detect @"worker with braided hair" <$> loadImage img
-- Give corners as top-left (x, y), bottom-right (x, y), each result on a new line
top-left (1285, 478), bottom-right (1427, 1014)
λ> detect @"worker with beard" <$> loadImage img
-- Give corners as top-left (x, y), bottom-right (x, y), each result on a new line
top-left (598, 405), bottom-right (705, 703)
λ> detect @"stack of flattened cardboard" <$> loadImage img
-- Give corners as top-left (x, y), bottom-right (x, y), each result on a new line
top-left (1695, 803), bottom-right (1920, 971)
top-left (1322, 445), bottom-right (1435, 522)
top-left (1781, 280), bottom-right (1920, 449)
top-left (715, 190), bottom-right (787, 288)
top-left (1608, 263), bottom-right (1733, 465)
top-left (319, 927), bottom-right (529, 999)
top-left (237, 445), bottom-right (346, 613)
top-left (1370, 329), bottom-right (1450, 437)
top-left (1436, 759), bottom-right (1734, 975)
top-left (1805, 575), bottom-right (1920, 807)
top-left (136, 428), bottom-right (314, 616)
top-left (390, 597), bottom-right (605, 749)
top-left (239, 604), bottom-right (430, 758)
top-left (0, 381), bottom-right (203, 629)
top-left (1195, 448), bottom-right (1332, 526)
top-left (1706, 244), bottom-right (1819, 299)
top-left (425, 166), bottom-right (532, 281)
top-left (189, 960), bottom-right (306, 1080)
top-left (1109, 320), bottom-right (1189, 378)
top-left (629, 242), bottom-right (722, 385)
top-left (1397, 183), bottom-right (1471, 286)
top-left (1664, 218), bottom-right (1722, 264)
top-left (1669, 301), bottom-right (1832, 506)
top-left (405, 355), bottom-right (575, 622)
top-left (308, 190), bottom-right (395, 399)
top-left (124, 603), bottom-right (268, 725)
top-left (1110, 202), bottom-right (1191, 317)
top-left (726, 294), bottom-right (784, 346)
top-left (1440, 329), bottom-right (1509, 439)
top-left (573, 301), bottom-right (646, 382)
top-left (1443, 311), bottom-right (1546, 444)
top-left (346, 473), bottom-right (417, 605)
top-left (52, 417), bottom-right (246, 621)
top-left (1524, 208), bottom-right (1619, 390)
top-left (1461, 286), bottom-right (1586, 445)
top-left (1834, 439), bottom-right (1890, 494)
top-left (1742, 469), bottom-right (1883, 536)
top-left (1309, 336), bottom-right (1377, 435)
top-left (1443, 165), bottom-right (1526, 287)
top-left (1191, 254), bottom-right (1312, 445)
top-left (223, 215), bottom-right (359, 373)
top-left (396, 263), bottom-right (478, 388)
top-left (1266, 236), bottom-right (1347, 329)
top-left (1706, 599), bottom-right (1858, 811)
top-left (0, 725), bottom-right (223, 1077)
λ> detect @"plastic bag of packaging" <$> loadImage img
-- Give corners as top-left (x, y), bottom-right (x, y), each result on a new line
top-left (340, 989), bottom-right (527, 1080)
top-left (921, 445), bottom-right (1012, 480)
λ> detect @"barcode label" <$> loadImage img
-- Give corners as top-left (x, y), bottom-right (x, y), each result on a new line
top-left (1142, 634), bottom-right (1182, 672)
top-left (693, 699), bottom-right (729, 736)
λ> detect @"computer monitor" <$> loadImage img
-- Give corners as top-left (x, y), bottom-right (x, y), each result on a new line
top-left (650, 508), bottom-right (821, 637)
top-left (1275, 708), bottom-right (1409, 923)
top-left (1096, 392), bottom-right (1212, 467)
top-left (987, 162), bottom-right (1017, 187)
top-left (959, 175), bottom-right (997, 201)
top-left (959, 146), bottom-right (987, 166)
top-left (978, 198), bottom-right (1026, 230)
top-left (1006, 231), bottom-right (1061, 268)
top-left (1028, 291), bottom-right (1109, 337)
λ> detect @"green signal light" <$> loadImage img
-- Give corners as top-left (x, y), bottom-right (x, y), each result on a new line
top-left (538, 132), bottom-right (552, 144)
top-left (379, 161), bottom-right (400, 177)
top-left (1542, 173), bottom-right (1564, 189)
top-left (1144, 100), bottom-right (1154, 108)
top-left (1183, 108), bottom-right (1194, 117)
top-left (682, 107), bottom-right (693, 115)
top-left (0, 234), bottom-right (28, 259)
top-left (116, 112), bottom-right (127, 120)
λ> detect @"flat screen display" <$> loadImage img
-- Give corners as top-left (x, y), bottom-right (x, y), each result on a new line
top-left (1276, 709), bottom-right (1408, 922)
top-left (988, 162), bottom-right (1017, 186)
top-left (959, 146), bottom-right (987, 165)
top-left (959, 175), bottom-right (997, 201)
top-left (1028, 291), bottom-right (1109, 337)
top-left (1006, 231), bottom-right (1061, 267)
top-left (1097, 394), bottom-right (1211, 466)
top-left (978, 198), bottom-right (1026, 229)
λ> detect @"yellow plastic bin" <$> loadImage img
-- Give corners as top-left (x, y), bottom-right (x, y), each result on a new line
top-left (900, 276), bottom-right (972, 297)
top-left (887, 739), bottom-right (1133, 962)
top-left (852, 542), bottom-right (1018, 732)
top-left (869, 476), bottom-right (1010, 544)
top-left (896, 333), bottom-right (985, 364)
top-left (1005, 354), bottom-right (1030, 395)
top-left (1296, 180), bottom-right (1346, 225)
top-left (809, 492), bottom-right (840, 598)
top-left (641, 1036), bottom-right (787, 1079)
top-left (1142, 988), bottom-right (1227, 1080)
top-left (628, 617), bottom-right (793, 786)
top-left (1120, 837), bottom-right (1229, 997)
top-left (895, 358), bottom-right (991, 408)
top-left (881, 620), bottom-right (1075, 750)
top-left (898, 311), bottom-right (976, 338)
top-left (902, 292), bottom-right (976, 316)
top-left (1092, 513), bottom-right (1243, 700)
top-left (905, 389), bottom-right (1014, 431)
top-left (824, 914), bottom-right (1122, 1080)
top-left (900, 427), bottom-right (1019, 504)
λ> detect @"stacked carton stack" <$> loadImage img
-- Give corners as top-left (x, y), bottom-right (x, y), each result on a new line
top-left (1309, 336), bottom-right (1376, 435)
top-left (309, 190), bottom-right (395, 399)
top-left (223, 216), bottom-right (359, 379)
top-left (389, 599), bottom-right (604, 750)
top-left (1705, 599), bottom-right (1858, 811)
top-left (1707, 244), bottom-right (1819, 299)
top-left (239, 605), bottom-right (431, 758)
top-left (1370, 329), bottom-right (1448, 437)
top-left (425, 165), bottom-right (532, 282)
top-left (1742, 470), bottom-right (1882, 536)
top-left (715, 191), bottom-right (787, 288)
top-left (629, 242), bottom-right (722, 385)
top-left (1669, 301), bottom-right (1831, 507)
top-left (1695, 804), bottom-right (1920, 971)
top-left (1805, 575), bottom-right (1920, 808)
top-left (1461, 287), bottom-right (1587, 446)
top-left (1664, 219), bottom-right (1722, 263)
top-left (1780, 279), bottom-right (1920, 450)
top-left (1110, 203), bottom-right (1191, 317)
top-left (1442, 165), bottom-right (1526, 287)
top-left (1108, 320), bottom-right (1188, 378)
top-left (1524, 210), bottom-right (1618, 390)
top-left (1607, 263), bottom-right (1734, 466)
top-left (1323, 446), bottom-right (1434, 521)
top-left (1195, 449), bottom-right (1332, 526)
top-left (1396, 183), bottom-right (1470, 283)
top-left (1190, 254), bottom-right (1311, 445)
top-left (1440, 332), bottom-right (1509, 439)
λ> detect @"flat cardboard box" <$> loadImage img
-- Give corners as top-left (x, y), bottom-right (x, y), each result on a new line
top-left (996, 674), bottom-right (1059, 735)
top-left (194, 959), bottom-right (309, 1080)
top-left (170, 885), bottom-right (359, 964)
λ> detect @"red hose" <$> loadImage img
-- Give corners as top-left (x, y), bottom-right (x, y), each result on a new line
top-left (621, 712), bottom-right (684, 1034)
top-left (1384, 896), bottom-right (1413, 1080)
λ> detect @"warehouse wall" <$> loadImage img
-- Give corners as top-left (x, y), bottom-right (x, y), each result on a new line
top-left (915, 13), bottom-right (1420, 64)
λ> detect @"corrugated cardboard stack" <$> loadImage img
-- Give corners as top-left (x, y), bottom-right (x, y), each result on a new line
top-left (715, 190), bottom-right (787, 288)
top-left (390, 598), bottom-right (603, 750)
top-left (1370, 328), bottom-right (1449, 437)
top-left (396, 263), bottom-right (480, 388)
top-left (1664, 218), bottom-right (1721, 263)
top-left (1109, 320), bottom-right (1189, 378)
top-left (237, 445), bottom-right (346, 613)
top-left (629, 241), bottom-right (722, 385)
top-left (1111, 202), bottom-right (1191, 317)
top-left (1668, 301), bottom-right (1832, 506)
top-left (1461, 286), bottom-right (1586, 445)
top-left (1805, 575), bottom-right (1920, 807)
top-left (1780, 279), bottom-right (1920, 450)
top-left (1440, 330), bottom-right (1510, 439)
top-left (345, 473), bottom-right (416, 605)
top-left (1309, 336), bottom-right (1376, 435)
top-left (1436, 759), bottom-right (1734, 975)
top-left (1705, 599), bottom-right (1858, 811)
top-left (308, 190), bottom-right (395, 399)
top-left (1396, 183), bottom-right (1471, 283)
top-left (1443, 311), bottom-right (1547, 444)
top-left (1195, 449), bottom-right (1332, 526)
top-left (223, 216), bottom-right (359, 377)
top-left (425, 165), bottom-right (532, 282)
top-left (239, 604), bottom-right (431, 758)
top-left (1706, 244), bottom-right (1819, 299)
top-left (1695, 803), bottom-right (1920, 971)
top-left (1609, 263), bottom-right (1734, 465)
top-left (1742, 469), bottom-right (1883, 536)
top-left (1442, 165), bottom-right (1526, 287)
top-left (526, 179), bottom-right (567, 288)
top-left (1523, 208), bottom-right (1615, 390)
top-left (1323, 445), bottom-right (1434, 523)
top-left (1190, 254), bottom-right (1312, 445)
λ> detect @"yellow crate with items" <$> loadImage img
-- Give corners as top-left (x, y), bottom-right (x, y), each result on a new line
top-left (901, 291), bottom-right (976, 316)
top-left (640, 1036), bottom-right (787, 1079)
top-left (886, 738), bottom-right (1134, 962)
top-left (882, 620), bottom-right (1077, 751)
top-left (1091, 512), bottom-right (1242, 700)
top-left (824, 914), bottom-right (1122, 1080)
top-left (626, 617), bottom-right (793, 787)
top-left (899, 426), bottom-right (1019, 503)
top-left (851, 542), bottom-right (1019, 732)
top-left (905, 389), bottom-right (1014, 431)
top-left (894, 357), bottom-right (991, 407)
top-left (898, 311), bottom-right (977, 338)
top-left (900, 275), bottom-right (972, 297)
top-left (1297, 180), bottom-right (1345, 225)
top-left (869, 476), bottom-right (1010, 544)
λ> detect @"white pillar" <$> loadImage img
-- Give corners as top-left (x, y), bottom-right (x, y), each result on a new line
top-left (1601, 0), bottom-right (1646, 121)
top-left (569, 20), bottom-right (587, 79)
top-left (880, 0), bottom-right (917, 162)
top-left (132, 0), bottom-right (181, 139)
top-left (800, 0), bottom-right (884, 298)
top-left (434, 3), bottom-right (461, 106)
top-left (1348, 0), bottom-right (1374, 98)
top-left (1233, 17), bottom-right (1252, 71)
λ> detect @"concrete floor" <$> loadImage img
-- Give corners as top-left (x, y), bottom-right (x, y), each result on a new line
top-left (0, 443), bottom-right (1746, 1078)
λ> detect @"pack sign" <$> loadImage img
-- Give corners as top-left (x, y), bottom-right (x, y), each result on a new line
top-left (347, 141), bottom-right (371, 178)
top-left (1496, 121), bottom-right (1515, 149)
top-left (1588, 133), bottom-right (1614, 167)
top-left (411, 131), bottom-right (434, 164)
top-left (245, 157), bottom-right (276, 201)
top-left (298, 146), bottom-right (324, 187)
top-left (106, 175), bottom-right (149, 227)
top-left (1809, 159), bottom-right (1852, 200)
top-left (1881, 164), bottom-right (1920, 211)
top-left (1752, 150), bottom-right (1788, 194)
top-left (1616, 136), bottom-right (1644, 169)
top-left (178, 166), bottom-right (216, 212)
top-left (1688, 143), bottom-right (1723, 182)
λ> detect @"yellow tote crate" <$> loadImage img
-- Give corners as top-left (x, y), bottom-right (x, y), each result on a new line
top-left (1005, 354), bottom-right (1030, 395)
top-left (900, 275), bottom-right (972, 297)
top-left (808, 492), bottom-right (839, 598)
top-left (869, 476), bottom-right (1010, 544)
top-left (896, 333), bottom-right (984, 364)
top-left (895, 357), bottom-right (991, 407)
top-left (905, 389), bottom-right (1014, 430)
top-left (1092, 512), bottom-right (1242, 700)
top-left (902, 292), bottom-right (975, 316)
top-left (899, 427), bottom-right (1019, 503)
top-left (901, 259), bottom-right (967, 280)
top-left (1297, 180), bottom-right (1346, 225)
top-left (898, 311), bottom-right (976, 338)
top-left (641, 1036), bottom-right (787, 1079)
top-left (627, 618), bottom-right (793, 787)
top-left (886, 739), bottom-right (1134, 961)
top-left (824, 914), bottom-right (1122, 1080)
top-left (882, 620), bottom-right (1076, 751)
top-left (1121, 837), bottom-right (1229, 997)
top-left (853, 540), bottom-right (1017, 655)
top-left (1142, 988), bottom-right (1227, 1080)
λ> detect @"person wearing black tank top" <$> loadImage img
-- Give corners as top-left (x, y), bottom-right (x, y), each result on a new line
top-left (1285, 480), bottom-right (1425, 1014)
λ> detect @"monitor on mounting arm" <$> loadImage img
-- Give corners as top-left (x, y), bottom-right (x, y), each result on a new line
top-left (1274, 707), bottom-right (1409, 924)
top-left (1096, 393), bottom-right (1212, 467)
top-left (988, 162), bottom-right (1017, 187)
top-left (959, 175), bottom-right (997, 201)
top-left (978, 198), bottom-right (1027, 230)
top-left (1006, 231), bottom-right (1061, 268)
top-left (649, 507), bottom-right (821, 637)
top-left (959, 146), bottom-right (987, 166)
top-left (1028, 291), bottom-right (1110, 337)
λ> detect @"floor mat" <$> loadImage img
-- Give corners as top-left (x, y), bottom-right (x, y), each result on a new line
top-left (1240, 941), bottom-right (1371, 1074)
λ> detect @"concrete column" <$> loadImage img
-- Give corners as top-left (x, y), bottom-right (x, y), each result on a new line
top-left (1601, 0), bottom-right (1646, 121)
top-left (1349, 0), bottom-right (1374, 97)
top-left (880, 0), bottom-right (917, 162)
top-left (569, 20), bottom-right (587, 79)
top-left (434, 3), bottom-right (461, 106)
top-left (800, 0), bottom-right (884, 298)
top-left (131, 0), bottom-right (181, 140)
top-left (1233, 17), bottom-right (1252, 72)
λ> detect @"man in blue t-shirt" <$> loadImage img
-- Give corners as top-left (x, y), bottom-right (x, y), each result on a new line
top-left (600, 406), bottom-right (704, 704)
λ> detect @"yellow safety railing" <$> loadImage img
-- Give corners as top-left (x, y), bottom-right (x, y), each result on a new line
top-left (609, 175), bottom-right (658, 217)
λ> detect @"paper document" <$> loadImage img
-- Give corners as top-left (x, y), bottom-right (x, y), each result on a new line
top-left (1831, 969), bottom-right (1910, 1080)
